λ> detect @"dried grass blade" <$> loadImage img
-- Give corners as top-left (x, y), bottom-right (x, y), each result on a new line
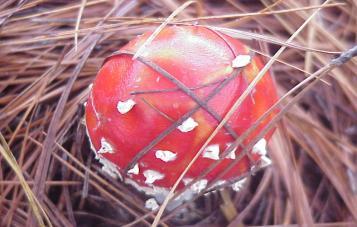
top-left (0, 133), bottom-right (51, 227)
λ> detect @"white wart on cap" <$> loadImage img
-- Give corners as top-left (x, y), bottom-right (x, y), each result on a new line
top-left (177, 117), bottom-right (198, 132)
top-left (202, 144), bottom-right (220, 160)
top-left (155, 150), bottom-right (177, 162)
top-left (117, 99), bottom-right (136, 114)
top-left (252, 138), bottom-right (267, 156)
top-left (232, 55), bottom-right (251, 68)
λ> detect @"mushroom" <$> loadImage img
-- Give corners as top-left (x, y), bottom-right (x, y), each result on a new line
top-left (85, 25), bottom-right (278, 204)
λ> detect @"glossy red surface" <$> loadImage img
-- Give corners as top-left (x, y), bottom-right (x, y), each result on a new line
top-left (85, 25), bottom-right (278, 189)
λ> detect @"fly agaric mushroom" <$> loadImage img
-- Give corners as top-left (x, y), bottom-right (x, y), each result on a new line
top-left (85, 25), bottom-right (278, 207)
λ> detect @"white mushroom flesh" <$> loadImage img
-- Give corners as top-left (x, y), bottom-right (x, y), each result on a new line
top-left (97, 138), bottom-right (114, 154)
top-left (98, 158), bottom-right (122, 180)
top-left (232, 178), bottom-right (247, 192)
top-left (145, 198), bottom-right (159, 211)
top-left (128, 163), bottom-right (139, 175)
top-left (191, 179), bottom-right (208, 193)
top-left (143, 170), bottom-right (165, 184)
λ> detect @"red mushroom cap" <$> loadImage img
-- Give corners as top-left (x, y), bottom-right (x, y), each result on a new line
top-left (85, 25), bottom-right (278, 193)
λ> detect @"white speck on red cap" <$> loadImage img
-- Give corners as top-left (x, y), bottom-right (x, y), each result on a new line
top-left (143, 170), bottom-right (165, 184)
top-left (202, 144), bottom-right (220, 160)
top-left (97, 138), bottom-right (114, 154)
top-left (155, 150), bottom-right (177, 162)
top-left (128, 163), bottom-right (139, 175)
top-left (177, 117), bottom-right (198, 132)
top-left (145, 198), bottom-right (159, 210)
top-left (232, 55), bottom-right (251, 68)
top-left (117, 99), bottom-right (136, 114)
